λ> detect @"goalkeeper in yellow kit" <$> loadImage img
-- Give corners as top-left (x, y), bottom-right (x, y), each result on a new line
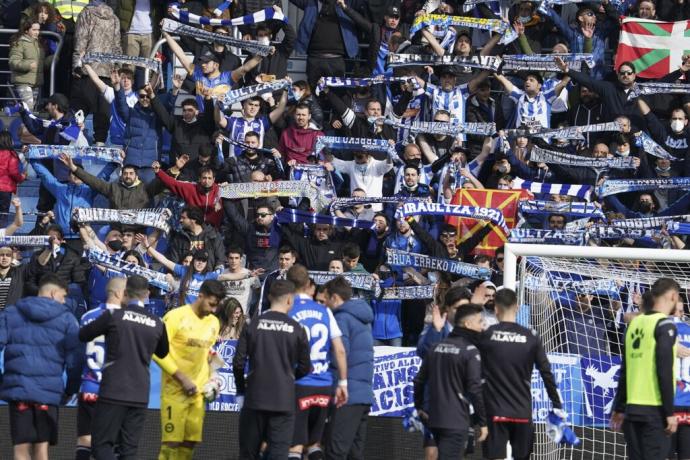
top-left (154, 280), bottom-right (227, 460)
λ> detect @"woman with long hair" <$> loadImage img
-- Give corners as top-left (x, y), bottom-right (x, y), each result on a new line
top-left (216, 298), bottom-right (246, 340)
top-left (9, 20), bottom-right (46, 109)
top-left (24, 2), bottom-right (63, 56)
top-left (0, 132), bottom-right (26, 228)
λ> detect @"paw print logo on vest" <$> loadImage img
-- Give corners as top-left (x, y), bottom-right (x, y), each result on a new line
top-left (631, 328), bottom-right (644, 350)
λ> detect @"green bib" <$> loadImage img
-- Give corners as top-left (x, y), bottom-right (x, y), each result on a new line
top-left (625, 312), bottom-right (676, 406)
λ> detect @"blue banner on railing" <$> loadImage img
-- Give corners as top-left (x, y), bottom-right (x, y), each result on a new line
top-left (145, 342), bottom-right (621, 424)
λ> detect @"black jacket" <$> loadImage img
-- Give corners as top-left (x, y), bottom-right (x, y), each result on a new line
top-left (413, 327), bottom-right (486, 429)
top-left (246, 21), bottom-right (296, 80)
top-left (151, 95), bottom-right (216, 163)
top-left (281, 225), bottom-right (343, 271)
top-left (166, 224), bottom-right (226, 270)
top-left (223, 199), bottom-right (280, 273)
top-left (0, 263), bottom-right (30, 310)
top-left (341, 5), bottom-right (404, 73)
top-left (233, 310), bottom-right (310, 412)
top-left (410, 220), bottom-right (493, 262)
top-left (26, 246), bottom-right (86, 296)
top-left (79, 302), bottom-right (168, 407)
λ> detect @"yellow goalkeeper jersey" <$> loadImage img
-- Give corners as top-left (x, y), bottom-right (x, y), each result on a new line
top-left (154, 305), bottom-right (220, 401)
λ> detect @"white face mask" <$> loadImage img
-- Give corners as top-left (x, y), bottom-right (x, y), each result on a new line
top-left (292, 89), bottom-right (304, 101)
top-left (258, 36), bottom-right (270, 46)
top-left (519, 15), bottom-right (532, 23)
top-left (671, 119), bottom-right (686, 133)
top-left (618, 149), bottom-right (630, 157)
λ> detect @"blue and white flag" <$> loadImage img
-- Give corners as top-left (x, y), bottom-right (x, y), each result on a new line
top-left (314, 136), bottom-right (397, 160)
top-left (386, 248), bottom-right (492, 279)
top-left (72, 208), bottom-right (173, 233)
top-left (634, 130), bottom-right (677, 160)
top-left (410, 13), bottom-right (508, 36)
top-left (169, 3), bottom-right (287, 26)
top-left (207, 339), bottom-right (240, 412)
top-left (27, 145), bottom-right (123, 164)
top-left (598, 177), bottom-right (690, 197)
top-left (395, 201), bottom-right (509, 232)
top-left (580, 355), bottom-right (621, 426)
top-left (512, 177), bottom-right (593, 201)
top-left (290, 164), bottom-right (336, 211)
top-left (371, 348), bottom-right (422, 417)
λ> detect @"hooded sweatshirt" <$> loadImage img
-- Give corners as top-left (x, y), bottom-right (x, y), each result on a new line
top-left (0, 296), bottom-right (81, 405)
top-left (72, 2), bottom-right (122, 78)
top-left (331, 298), bottom-right (374, 405)
top-left (279, 124), bottom-right (324, 164)
top-left (155, 170), bottom-right (223, 228)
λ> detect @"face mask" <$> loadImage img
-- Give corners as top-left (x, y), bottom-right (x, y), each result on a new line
top-left (406, 158), bottom-right (421, 168)
top-left (498, 184), bottom-right (510, 190)
top-left (656, 165), bottom-right (672, 174)
top-left (618, 149), bottom-right (630, 157)
top-left (107, 240), bottom-right (123, 251)
top-left (497, 164), bottom-right (509, 174)
top-left (355, 164), bottom-right (368, 174)
top-left (671, 120), bottom-right (686, 133)
top-left (519, 15), bottom-right (532, 23)
top-left (292, 90), bottom-right (304, 101)
top-left (184, 116), bottom-right (197, 124)
top-left (258, 36), bottom-right (270, 46)
top-left (639, 202), bottom-right (653, 213)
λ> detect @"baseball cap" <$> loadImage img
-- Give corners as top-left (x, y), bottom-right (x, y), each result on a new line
top-left (198, 50), bottom-right (220, 64)
top-left (193, 249), bottom-right (210, 261)
top-left (385, 5), bottom-right (401, 18)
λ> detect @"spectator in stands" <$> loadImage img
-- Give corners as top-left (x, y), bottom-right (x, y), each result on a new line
top-left (166, 206), bottom-right (226, 270)
top-left (150, 76), bottom-right (217, 166)
top-left (82, 64), bottom-right (136, 147)
top-left (223, 199), bottom-right (280, 274)
top-left (257, 245), bottom-right (297, 315)
top-left (410, 220), bottom-right (493, 263)
top-left (71, 0), bottom-right (121, 145)
top-left (281, 222), bottom-right (343, 271)
top-left (245, 7), bottom-right (296, 80)
top-left (322, 275), bottom-right (374, 460)
top-left (278, 103), bottom-right (324, 165)
top-left (397, 165), bottom-right (432, 199)
top-left (0, 274), bottom-right (81, 460)
top-left (216, 95), bottom-right (288, 157)
top-left (324, 89), bottom-right (396, 140)
top-left (115, 0), bottom-right (163, 86)
top-left (26, 223), bottom-right (86, 297)
top-left (324, 151), bottom-right (393, 209)
top-left (554, 291), bottom-right (611, 356)
top-left (0, 240), bottom-right (32, 310)
top-left (284, 80), bottom-right (324, 129)
top-left (225, 131), bottom-right (283, 183)
top-left (0, 133), bottom-right (26, 228)
top-left (64, 153), bottom-right (158, 210)
top-left (9, 20), bottom-right (46, 110)
top-left (293, 0), bottom-right (359, 88)
top-left (152, 160), bottom-right (223, 228)
top-left (30, 153), bottom-right (117, 239)
top-left (371, 263), bottom-right (403, 346)
top-left (638, 98), bottom-right (690, 174)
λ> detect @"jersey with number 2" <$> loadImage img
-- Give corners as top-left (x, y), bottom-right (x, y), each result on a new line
top-left (290, 296), bottom-right (342, 387)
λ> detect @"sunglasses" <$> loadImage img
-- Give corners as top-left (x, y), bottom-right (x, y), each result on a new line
top-left (619, 70), bottom-right (634, 76)
top-left (138, 93), bottom-right (149, 98)
top-left (440, 233), bottom-right (457, 238)
top-left (256, 213), bottom-right (272, 218)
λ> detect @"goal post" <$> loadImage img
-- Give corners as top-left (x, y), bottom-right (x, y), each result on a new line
top-left (501, 243), bottom-right (690, 460)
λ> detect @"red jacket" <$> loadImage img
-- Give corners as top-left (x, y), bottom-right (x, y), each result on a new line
top-left (278, 125), bottom-right (324, 164)
top-left (0, 150), bottom-right (25, 193)
top-left (156, 170), bottom-right (223, 228)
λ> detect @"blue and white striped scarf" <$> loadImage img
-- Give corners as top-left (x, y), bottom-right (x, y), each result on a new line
top-left (518, 200), bottom-right (606, 219)
top-left (315, 76), bottom-right (414, 96)
top-left (627, 82), bottom-right (690, 101)
top-left (72, 208), bottom-right (172, 233)
top-left (86, 248), bottom-right (171, 291)
top-left (83, 53), bottom-right (160, 73)
top-left (394, 201), bottom-right (509, 232)
top-left (169, 3), bottom-right (287, 26)
top-left (381, 285), bottom-right (436, 300)
top-left (510, 228), bottom-right (586, 245)
top-left (634, 130), bottom-right (677, 160)
top-left (329, 197), bottom-right (430, 215)
top-left (26, 145), bottom-right (123, 164)
top-left (310, 271), bottom-right (379, 292)
top-left (387, 54), bottom-right (502, 71)
top-left (512, 177), bottom-right (593, 201)
top-left (213, 1), bottom-right (231, 16)
top-left (386, 248), bottom-right (492, 279)
top-left (314, 136), bottom-right (397, 159)
top-left (277, 209), bottom-right (376, 230)
top-left (504, 125), bottom-right (585, 141)
top-left (368, 116), bottom-right (496, 137)
top-left (598, 177), bottom-right (690, 197)
top-left (219, 79), bottom-right (292, 108)
top-left (502, 54), bottom-right (595, 72)
top-left (529, 146), bottom-right (637, 170)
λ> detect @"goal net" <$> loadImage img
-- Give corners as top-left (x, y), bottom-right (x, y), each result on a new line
top-left (503, 243), bottom-right (690, 460)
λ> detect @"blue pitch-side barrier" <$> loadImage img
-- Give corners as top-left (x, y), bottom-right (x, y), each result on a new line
top-left (143, 343), bottom-right (621, 426)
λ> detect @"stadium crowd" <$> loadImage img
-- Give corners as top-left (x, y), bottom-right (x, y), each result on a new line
top-left (0, 0), bottom-right (689, 458)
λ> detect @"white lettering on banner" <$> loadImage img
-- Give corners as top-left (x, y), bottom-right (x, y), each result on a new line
top-left (370, 348), bottom-right (421, 416)
top-left (122, 311), bottom-right (156, 327)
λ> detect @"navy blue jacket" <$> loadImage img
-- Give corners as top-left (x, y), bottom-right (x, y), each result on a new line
top-left (332, 298), bottom-right (374, 405)
top-left (116, 88), bottom-right (159, 167)
top-left (0, 296), bottom-right (82, 405)
top-left (290, 0), bottom-right (361, 58)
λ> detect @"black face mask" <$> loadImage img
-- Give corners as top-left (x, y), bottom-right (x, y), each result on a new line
top-left (406, 158), bottom-right (422, 168)
top-left (378, 270), bottom-right (393, 280)
top-left (639, 202), bottom-right (653, 213)
top-left (107, 240), bottom-right (123, 251)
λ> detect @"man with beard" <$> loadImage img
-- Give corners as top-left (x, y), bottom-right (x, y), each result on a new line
top-left (279, 103), bottom-right (324, 165)
top-left (637, 98), bottom-right (690, 175)
top-left (256, 246), bottom-right (298, 317)
top-left (67, 159), bottom-right (158, 210)
top-left (152, 161), bottom-right (223, 229)
top-left (393, 143), bottom-right (434, 195)
top-left (396, 166), bottom-right (432, 199)
top-left (0, 243), bottom-right (31, 310)
top-left (217, 96), bottom-right (288, 157)
top-left (167, 206), bottom-right (226, 270)
top-left (281, 223), bottom-right (343, 272)
top-left (569, 85), bottom-right (604, 145)
top-left (409, 221), bottom-right (493, 264)
top-left (223, 201), bottom-right (281, 275)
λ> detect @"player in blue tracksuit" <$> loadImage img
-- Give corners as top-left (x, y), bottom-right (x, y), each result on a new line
top-left (286, 265), bottom-right (348, 460)
top-left (671, 303), bottom-right (690, 460)
top-left (75, 277), bottom-right (126, 460)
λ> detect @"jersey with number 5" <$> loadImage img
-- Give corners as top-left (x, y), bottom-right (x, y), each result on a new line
top-left (290, 296), bottom-right (342, 387)
top-left (79, 304), bottom-right (115, 395)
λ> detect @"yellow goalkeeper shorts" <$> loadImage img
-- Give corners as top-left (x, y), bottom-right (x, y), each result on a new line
top-left (160, 396), bottom-right (206, 443)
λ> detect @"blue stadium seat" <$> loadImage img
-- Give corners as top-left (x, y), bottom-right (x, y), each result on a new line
top-left (8, 117), bottom-right (22, 147)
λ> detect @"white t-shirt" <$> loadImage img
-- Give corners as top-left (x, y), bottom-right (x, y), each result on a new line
top-left (331, 158), bottom-right (393, 211)
top-left (222, 269), bottom-right (260, 315)
top-left (128, 0), bottom-right (153, 34)
top-left (103, 86), bottom-right (138, 107)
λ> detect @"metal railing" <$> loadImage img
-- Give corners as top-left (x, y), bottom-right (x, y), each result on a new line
top-left (0, 29), bottom-right (64, 102)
